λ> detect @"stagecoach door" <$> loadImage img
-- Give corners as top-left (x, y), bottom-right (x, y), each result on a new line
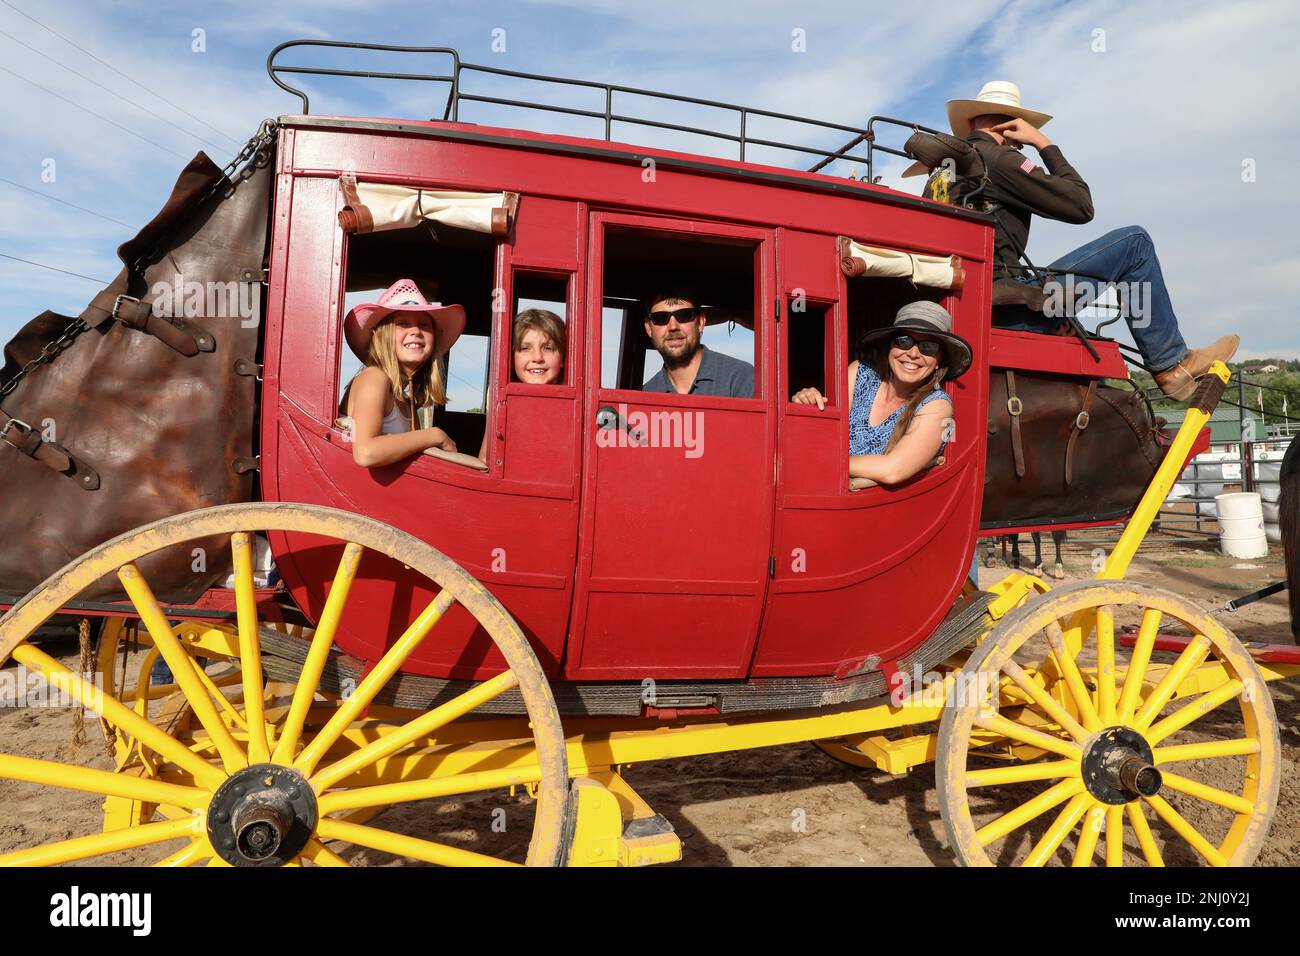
top-left (565, 213), bottom-right (777, 680)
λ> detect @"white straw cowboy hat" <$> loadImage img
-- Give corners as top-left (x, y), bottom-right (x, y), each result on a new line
top-left (947, 80), bottom-right (1052, 138)
top-left (858, 301), bottom-right (972, 380)
top-left (903, 80), bottom-right (1052, 178)
top-left (344, 278), bottom-right (466, 363)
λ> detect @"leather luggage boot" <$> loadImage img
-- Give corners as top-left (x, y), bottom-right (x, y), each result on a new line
top-left (1153, 335), bottom-right (1240, 401)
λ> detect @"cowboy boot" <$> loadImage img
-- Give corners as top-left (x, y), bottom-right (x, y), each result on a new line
top-left (1153, 335), bottom-right (1240, 401)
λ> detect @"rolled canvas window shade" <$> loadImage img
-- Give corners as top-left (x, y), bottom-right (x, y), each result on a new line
top-left (338, 174), bottom-right (520, 237)
top-left (836, 236), bottom-right (964, 291)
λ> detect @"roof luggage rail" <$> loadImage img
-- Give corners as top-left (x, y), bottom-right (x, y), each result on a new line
top-left (266, 40), bottom-right (936, 180)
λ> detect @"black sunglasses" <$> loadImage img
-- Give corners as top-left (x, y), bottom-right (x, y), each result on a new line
top-left (647, 307), bottom-right (698, 326)
top-left (891, 334), bottom-right (943, 358)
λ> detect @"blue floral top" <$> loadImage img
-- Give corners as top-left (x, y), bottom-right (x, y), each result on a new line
top-left (848, 362), bottom-right (950, 456)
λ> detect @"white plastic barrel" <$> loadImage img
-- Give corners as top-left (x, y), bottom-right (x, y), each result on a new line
top-left (1215, 492), bottom-right (1268, 558)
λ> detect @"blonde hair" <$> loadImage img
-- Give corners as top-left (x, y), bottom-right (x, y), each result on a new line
top-left (367, 314), bottom-right (447, 409)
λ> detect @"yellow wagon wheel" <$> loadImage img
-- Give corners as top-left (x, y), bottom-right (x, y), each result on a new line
top-left (937, 580), bottom-right (1279, 867)
top-left (0, 502), bottom-right (569, 867)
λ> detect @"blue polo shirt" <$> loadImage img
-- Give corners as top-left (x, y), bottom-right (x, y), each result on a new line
top-left (641, 346), bottom-right (754, 397)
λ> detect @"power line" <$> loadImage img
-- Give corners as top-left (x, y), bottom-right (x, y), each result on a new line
top-left (0, 64), bottom-right (192, 161)
top-left (0, 28), bottom-right (230, 154)
top-left (0, 251), bottom-right (107, 284)
top-left (0, 176), bottom-right (135, 229)
top-left (0, 0), bottom-right (242, 147)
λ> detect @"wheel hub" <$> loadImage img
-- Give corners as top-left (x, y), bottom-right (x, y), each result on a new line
top-left (207, 764), bottom-right (317, 866)
top-left (1082, 726), bottom-right (1161, 805)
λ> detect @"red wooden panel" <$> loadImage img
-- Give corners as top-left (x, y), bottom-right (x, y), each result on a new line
top-left (989, 328), bottom-right (1129, 379)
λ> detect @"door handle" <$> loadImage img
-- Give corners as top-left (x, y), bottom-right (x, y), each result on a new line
top-left (596, 405), bottom-right (644, 442)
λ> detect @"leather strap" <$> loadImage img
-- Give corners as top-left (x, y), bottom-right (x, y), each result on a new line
top-left (1064, 380), bottom-right (1098, 487)
top-left (82, 290), bottom-right (214, 356)
top-left (1005, 369), bottom-right (1025, 479)
top-left (0, 413), bottom-right (100, 490)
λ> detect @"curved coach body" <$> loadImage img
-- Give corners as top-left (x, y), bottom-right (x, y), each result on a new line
top-left (262, 114), bottom-right (993, 686)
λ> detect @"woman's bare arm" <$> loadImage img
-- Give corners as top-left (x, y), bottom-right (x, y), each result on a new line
top-left (848, 397), bottom-right (952, 485)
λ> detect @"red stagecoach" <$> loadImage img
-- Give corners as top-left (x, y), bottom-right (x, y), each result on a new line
top-left (0, 42), bottom-right (1282, 868)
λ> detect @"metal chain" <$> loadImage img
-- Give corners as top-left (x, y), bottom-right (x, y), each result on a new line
top-left (0, 316), bottom-right (89, 398)
top-left (0, 119), bottom-right (279, 401)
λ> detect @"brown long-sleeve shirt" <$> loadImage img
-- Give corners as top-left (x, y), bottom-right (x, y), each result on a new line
top-left (961, 131), bottom-right (1094, 276)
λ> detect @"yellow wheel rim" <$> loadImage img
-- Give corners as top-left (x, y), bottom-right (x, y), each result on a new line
top-left (938, 580), bottom-right (1279, 867)
top-left (0, 503), bottom-right (569, 867)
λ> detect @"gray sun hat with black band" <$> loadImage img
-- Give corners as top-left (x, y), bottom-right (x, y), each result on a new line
top-left (859, 301), bottom-right (972, 380)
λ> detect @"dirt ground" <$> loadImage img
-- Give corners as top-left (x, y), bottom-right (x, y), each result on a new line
top-left (3, 533), bottom-right (1298, 867)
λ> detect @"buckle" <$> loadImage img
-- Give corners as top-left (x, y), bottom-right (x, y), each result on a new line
top-left (1, 417), bottom-right (33, 450)
top-left (1075, 411), bottom-right (1091, 430)
top-left (112, 294), bottom-right (141, 320)
top-left (1006, 397), bottom-right (1023, 416)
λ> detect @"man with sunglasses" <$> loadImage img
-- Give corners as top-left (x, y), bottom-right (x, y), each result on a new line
top-left (640, 291), bottom-right (754, 398)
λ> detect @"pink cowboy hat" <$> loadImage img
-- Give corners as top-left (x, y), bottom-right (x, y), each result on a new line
top-left (343, 278), bottom-right (466, 362)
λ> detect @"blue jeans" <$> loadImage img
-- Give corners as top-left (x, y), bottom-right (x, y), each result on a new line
top-left (997, 226), bottom-right (1188, 372)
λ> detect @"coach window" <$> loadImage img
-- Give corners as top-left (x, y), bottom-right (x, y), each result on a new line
top-left (786, 298), bottom-right (832, 403)
top-left (844, 275), bottom-right (950, 370)
top-left (338, 213), bottom-right (497, 454)
top-left (510, 271), bottom-right (570, 386)
top-left (599, 226), bottom-right (757, 395)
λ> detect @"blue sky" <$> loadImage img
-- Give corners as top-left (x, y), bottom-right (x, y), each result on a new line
top-left (2, 0), bottom-right (1297, 409)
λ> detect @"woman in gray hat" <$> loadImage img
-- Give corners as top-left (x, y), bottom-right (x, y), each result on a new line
top-left (792, 301), bottom-right (972, 486)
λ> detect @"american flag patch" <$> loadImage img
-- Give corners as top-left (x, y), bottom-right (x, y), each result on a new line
top-left (1020, 158), bottom-right (1036, 173)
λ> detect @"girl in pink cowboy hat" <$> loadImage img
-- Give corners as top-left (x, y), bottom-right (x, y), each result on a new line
top-left (342, 278), bottom-right (465, 467)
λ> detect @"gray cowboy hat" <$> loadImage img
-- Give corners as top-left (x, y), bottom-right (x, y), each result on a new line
top-left (858, 301), bottom-right (973, 380)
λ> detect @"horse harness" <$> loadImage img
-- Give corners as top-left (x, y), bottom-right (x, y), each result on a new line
top-left (1003, 370), bottom-right (1099, 487)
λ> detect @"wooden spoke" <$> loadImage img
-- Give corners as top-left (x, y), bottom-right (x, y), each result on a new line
top-left (1096, 605), bottom-right (1117, 724)
top-left (1044, 621), bottom-right (1100, 731)
top-left (271, 542), bottom-right (364, 765)
top-left (1160, 771), bottom-right (1256, 815)
top-left (231, 532), bottom-right (270, 764)
top-left (11, 643), bottom-right (225, 789)
top-left (965, 759), bottom-right (1077, 788)
top-left (1023, 792), bottom-right (1091, 867)
top-left (1144, 793), bottom-right (1228, 866)
top-left (301, 838), bottom-right (351, 867)
top-left (316, 817), bottom-right (518, 867)
top-left (310, 668), bottom-right (519, 792)
top-left (1073, 803), bottom-right (1107, 867)
top-left (294, 589), bottom-right (456, 777)
top-left (976, 777), bottom-right (1084, 846)
top-left (318, 762), bottom-right (543, 816)
top-left (1117, 608), bottom-right (1161, 724)
top-left (1154, 739), bottom-right (1260, 764)
top-left (0, 752), bottom-right (207, 809)
top-left (1105, 805), bottom-right (1124, 867)
top-left (1133, 634), bottom-right (1212, 730)
top-left (1000, 660), bottom-right (1089, 742)
top-left (118, 563), bottom-right (246, 773)
top-left (973, 712), bottom-right (1082, 761)
top-left (1126, 800), bottom-right (1164, 866)
top-left (0, 816), bottom-right (198, 867)
top-left (1146, 680), bottom-right (1244, 746)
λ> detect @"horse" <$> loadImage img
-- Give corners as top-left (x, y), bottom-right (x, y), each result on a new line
top-left (984, 530), bottom-right (1067, 578)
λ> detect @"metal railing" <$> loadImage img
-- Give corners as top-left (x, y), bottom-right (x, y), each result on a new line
top-left (266, 40), bottom-right (933, 177)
